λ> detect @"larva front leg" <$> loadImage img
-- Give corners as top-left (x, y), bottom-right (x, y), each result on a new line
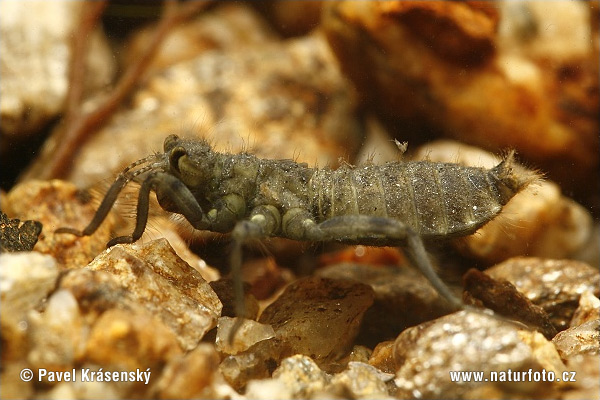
top-left (55, 173), bottom-right (132, 239)
top-left (110, 172), bottom-right (210, 246)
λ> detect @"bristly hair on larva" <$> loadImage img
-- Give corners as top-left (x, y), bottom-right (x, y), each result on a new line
top-left (491, 150), bottom-right (543, 205)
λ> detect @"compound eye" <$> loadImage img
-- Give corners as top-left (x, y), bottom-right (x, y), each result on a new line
top-left (164, 134), bottom-right (180, 152)
top-left (169, 146), bottom-right (187, 174)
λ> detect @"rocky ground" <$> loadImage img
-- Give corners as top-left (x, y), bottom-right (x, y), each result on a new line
top-left (1, 1), bottom-right (598, 399)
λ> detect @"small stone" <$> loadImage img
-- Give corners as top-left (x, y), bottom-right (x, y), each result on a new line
top-left (216, 317), bottom-right (275, 355)
top-left (463, 268), bottom-right (556, 339)
top-left (0, 0), bottom-right (114, 136)
top-left (244, 379), bottom-right (293, 400)
top-left (58, 268), bottom-right (133, 316)
top-left (552, 319), bottom-right (600, 359)
top-left (84, 308), bottom-right (182, 372)
top-left (318, 263), bottom-right (456, 346)
top-left (259, 276), bottom-right (375, 367)
top-left (141, 216), bottom-right (220, 282)
top-left (368, 341), bottom-right (396, 374)
top-left (485, 257), bottom-right (600, 331)
top-left (569, 290), bottom-right (600, 328)
top-left (347, 345), bottom-right (372, 364)
top-left (0, 252), bottom-right (59, 362)
top-left (4, 180), bottom-right (114, 268)
top-left (517, 330), bottom-right (568, 376)
top-left (393, 311), bottom-right (565, 399)
top-left (219, 337), bottom-right (286, 391)
top-left (329, 362), bottom-right (394, 399)
top-left (86, 239), bottom-right (222, 350)
top-left (271, 355), bottom-right (331, 398)
top-left (27, 289), bottom-right (84, 372)
top-left (154, 343), bottom-right (221, 399)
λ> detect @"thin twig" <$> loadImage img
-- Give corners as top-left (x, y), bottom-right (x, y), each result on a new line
top-left (65, 0), bottom-right (108, 122)
top-left (20, 0), bottom-right (213, 181)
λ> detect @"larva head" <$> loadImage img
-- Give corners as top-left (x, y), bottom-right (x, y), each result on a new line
top-left (164, 134), bottom-right (215, 188)
top-left (490, 151), bottom-right (541, 205)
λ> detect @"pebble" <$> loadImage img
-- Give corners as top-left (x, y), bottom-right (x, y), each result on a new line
top-left (259, 276), bottom-right (374, 368)
top-left (154, 343), bottom-right (223, 399)
top-left (0, 252), bottom-right (59, 362)
top-left (393, 311), bottom-right (565, 399)
top-left (4, 180), bottom-right (114, 268)
top-left (216, 317), bottom-right (275, 355)
top-left (485, 257), bottom-right (600, 331)
top-left (318, 263), bottom-right (454, 346)
top-left (0, 1), bottom-right (114, 136)
top-left (85, 239), bottom-right (222, 350)
top-left (322, 1), bottom-right (598, 197)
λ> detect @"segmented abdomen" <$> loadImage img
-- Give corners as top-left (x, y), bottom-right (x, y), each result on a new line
top-left (309, 162), bottom-right (503, 238)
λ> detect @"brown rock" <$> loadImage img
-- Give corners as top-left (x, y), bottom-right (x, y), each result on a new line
top-left (85, 239), bottom-right (222, 350)
top-left (323, 1), bottom-right (599, 197)
top-left (4, 180), bottom-right (114, 268)
top-left (216, 317), bottom-right (275, 356)
top-left (368, 341), bottom-right (396, 375)
top-left (154, 343), bottom-right (222, 399)
top-left (329, 361), bottom-right (394, 399)
top-left (485, 257), bottom-right (600, 331)
top-left (259, 276), bottom-right (375, 367)
top-left (463, 268), bottom-right (556, 339)
top-left (569, 290), bottom-right (600, 328)
top-left (84, 308), bottom-right (182, 372)
top-left (0, 211), bottom-right (42, 252)
top-left (0, 252), bottom-right (59, 363)
top-left (140, 216), bottom-right (220, 282)
top-left (219, 337), bottom-right (286, 391)
top-left (270, 354), bottom-right (330, 398)
top-left (0, 1), bottom-right (114, 138)
top-left (318, 263), bottom-right (454, 346)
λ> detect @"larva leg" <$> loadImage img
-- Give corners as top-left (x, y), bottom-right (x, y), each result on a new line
top-left (285, 212), bottom-right (464, 311)
top-left (109, 172), bottom-right (209, 246)
top-left (55, 174), bottom-right (131, 238)
top-left (228, 205), bottom-right (281, 343)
